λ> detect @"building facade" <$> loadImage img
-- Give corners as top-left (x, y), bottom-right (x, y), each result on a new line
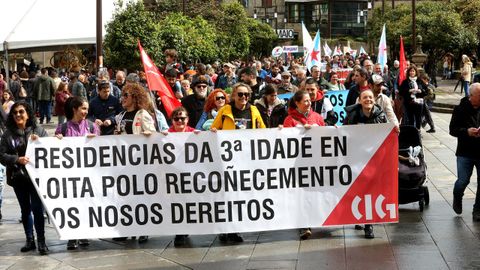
top-left (243, 0), bottom-right (370, 41)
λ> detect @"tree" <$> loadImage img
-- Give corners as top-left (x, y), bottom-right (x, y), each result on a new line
top-left (368, 1), bottom-right (477, 67)
top-left (215, 2), bottom-right (250, 61)
top-left (104, 1), bottom-right (162, 71)
top-left (158, 13), bottom-right (218, 64)
top-left (246, 18), bottom-right (278, 59)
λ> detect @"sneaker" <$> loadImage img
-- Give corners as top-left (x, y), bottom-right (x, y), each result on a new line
top-left (218, 233), bottom-right (228, 242)
top-left (228, 233), bottom-right (243, 243)
top-left (364, 225), bottom-right (374, 239)
top-left (67, 240), bottom-right (78, 250)
top-left (174, 235), bottom-right (187, 246)
top-left (473, 211), bottom-right (480, 221)
top-left (354, 225), bottom-right (363, 230)
top-left (78, 239), bottom-right (90, 246)
top-left (453, 197), bottom-right (462, 214)
top-left (300, 228), bottom-right (312, 240)
top-left (426, 128), bottom-right (436, 133)
top-left (112, 237), bottom-right (128, 241)
top-left (138, 236), bottom-right (149, 243)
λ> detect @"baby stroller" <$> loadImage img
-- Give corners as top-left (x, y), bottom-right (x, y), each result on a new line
top-left (398, 125), bottom-right (430, 211)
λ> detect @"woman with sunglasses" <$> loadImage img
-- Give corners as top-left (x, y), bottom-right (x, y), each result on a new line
top-left (55, 96), bottom-right (99, 250)
top-left (211, 83), bottom-right (265, 131)
top-left (195, 89), bottom-right (229, 131)
top-left (0, 101), bottom-right (49, 255)
top-left (165, 107), bottom-right (200, 246)
top-left (114, 82), bottom-right (156, 243)
top-left (210, 83), bottom-right (265, 243)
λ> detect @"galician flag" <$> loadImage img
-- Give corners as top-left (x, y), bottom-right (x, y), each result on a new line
top-left (305, 30), bottom-right (321, 71)
top-left (302, 22), bottom-right (313, 57)
top-left (359, 46), bottom-right (367, 55)
top-left (377, 24), bottom-right (388, 71)
top-left (138, 40), bottom-right (181, 117)
top-left (323, 41), bottom-right (332, 57)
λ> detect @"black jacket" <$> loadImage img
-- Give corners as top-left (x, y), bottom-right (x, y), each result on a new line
top-left (182, 94), bottom-right (206, 128)
top-left (399, 77), bottom-right (427, 105)
top-left (254, 98), bottom-right (287, 128)
top-left (0, 125), bottom-right (48, 186)
top-left (449, 97), bottom-right (480, 159)
top-left (343, 103), bottom-right (388, 125)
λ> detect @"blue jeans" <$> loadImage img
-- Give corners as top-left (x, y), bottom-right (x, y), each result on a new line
top-left (13, 181), bottom-right (45, 239)
top-left (454, 156), bottom-right (480, 211)
top-left (38, 100), bottom-right (52, 123)
top-left (464, 81), bottom-right (470, 97)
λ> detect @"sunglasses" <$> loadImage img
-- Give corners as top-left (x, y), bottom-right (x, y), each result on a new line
top-left (215, 96), bottom-right (226, 101)
top-left (173, 116), bottom-right (187, 122)
top-left (13, 109), bottom-right (26, 115)
top-left (237, 92), bottom-right (250, 98)
top-left (196, 85), bottom-right (208, 89)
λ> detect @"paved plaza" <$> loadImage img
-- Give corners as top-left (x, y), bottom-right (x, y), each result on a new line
top-left (1, 79), bottom-right (479, 269)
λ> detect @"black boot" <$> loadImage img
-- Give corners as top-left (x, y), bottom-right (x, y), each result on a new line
top-left (37, 238), bottom-right (49, 255)
top-left (20, 237), bottom-right (36, 252)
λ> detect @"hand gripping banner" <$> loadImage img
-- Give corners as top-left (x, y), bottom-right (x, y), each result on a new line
top-left (25, 124), bottom-right (398, 240)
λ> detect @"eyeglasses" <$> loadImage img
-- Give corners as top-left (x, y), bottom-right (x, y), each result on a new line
top-left (215, 96), bottom-right (226, 101)
top-left (122, 93), bottom-right (131, 98)
top-left (237, 92), bottom-right (250, 98)
top-left (196, 84), bottom-right (208, 89)
top-left (13, 109), bottom-right (26, 115)
top-left (173, 117), bottom-right (187, 122)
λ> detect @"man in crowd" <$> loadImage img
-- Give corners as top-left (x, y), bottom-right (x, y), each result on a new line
top-left (293, 67), bottom-right (307, 87)
top-left (88, 81), bottom-right (122, 135)
top-left (255, 61), bottom-right (268, 80)
top-left (310, 65), bottom-right (330, 90)
top-left (215, 63), bottom-right (237, 90)
top-left (305, 78), bottom-right (337, 126)
top-left (266, 64), bottom-right (282, 85)
top-left (239, 67), bottom-right (266, 103)
top-left (112, 70), bottom-right (126, 91)
top-left (449, 83), bottom-right (480, 221)
top-left (182, 76), bottom-right (208, 128)
top-left (33, 68), bottom-right (55, 124)
top-left (345, 67), bottom-right (370, 106)
top-left (277, 71), bottom-right (298, 94)
top-left (165, 68), bottom-right (185, 99)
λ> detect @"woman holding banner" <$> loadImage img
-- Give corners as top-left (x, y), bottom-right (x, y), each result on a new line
top-left (114, 82), bottom-right (157, 243)
top-left (55, 96), bottom-right (100, 250)
top-left (0, 101), bottom-right (49, 255)
top-left (165, 106), bottom-right (200, 246)
top-left (211, 83), bottom-right (266, 242)
top-left (281, 89), bottom-right (325, 240)
top-left (344, 89), bottom-right (388, 239)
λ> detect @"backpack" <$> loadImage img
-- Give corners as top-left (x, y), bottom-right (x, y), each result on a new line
top-left (61, 120), bottom-right (95, 136)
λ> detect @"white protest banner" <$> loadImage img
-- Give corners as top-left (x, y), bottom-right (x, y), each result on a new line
top-left (26, 124), bottom-right (398, 240)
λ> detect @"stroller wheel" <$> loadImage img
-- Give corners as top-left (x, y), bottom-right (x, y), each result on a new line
top-left (419, 199), bottom-right (425, 212)
top-left (424, 186), bottom-right (430, 205)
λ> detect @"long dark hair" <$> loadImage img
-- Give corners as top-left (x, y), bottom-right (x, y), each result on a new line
top-left (65, 96), bottom-right (88, 120)
top-left (6, 101), bottom-right (37, 131)
top-left (289, 90), bottom-right (309, 109)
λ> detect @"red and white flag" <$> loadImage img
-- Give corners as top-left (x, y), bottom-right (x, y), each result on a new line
top-left (138, 41), bottom-right (181, 117)
top-left (398, 36), bottom-right (407, 86)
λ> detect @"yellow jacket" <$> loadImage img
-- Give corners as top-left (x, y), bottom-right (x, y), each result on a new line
top-left (211, 104), bottom-right (266, 130)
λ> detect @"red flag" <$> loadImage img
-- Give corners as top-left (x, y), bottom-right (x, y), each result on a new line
top-left (398, 36), bottom-right (406, 86)
top-left (138, 41), bottom-right (181, 117)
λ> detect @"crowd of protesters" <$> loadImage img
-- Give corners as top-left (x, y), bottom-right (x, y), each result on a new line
top-left (0, 48), bottom-right (475, 255)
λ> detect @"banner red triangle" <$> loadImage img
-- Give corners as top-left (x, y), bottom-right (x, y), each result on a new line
top-left (323, 129), bottom-right (399, 225)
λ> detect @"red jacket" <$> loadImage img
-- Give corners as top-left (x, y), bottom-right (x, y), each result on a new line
top-left (283, 108), bottom-right (325, 127)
